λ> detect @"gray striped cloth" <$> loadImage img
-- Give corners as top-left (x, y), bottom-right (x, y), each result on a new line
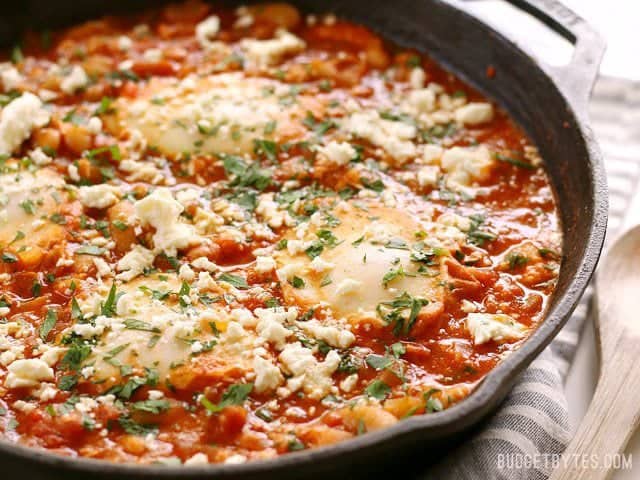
top-left (424, 77), bottom-right (640, 479)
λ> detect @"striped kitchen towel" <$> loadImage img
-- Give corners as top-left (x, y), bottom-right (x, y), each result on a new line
top-left (424, 77), bottom-right (640, 479)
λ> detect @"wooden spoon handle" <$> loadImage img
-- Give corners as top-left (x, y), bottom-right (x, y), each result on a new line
top-left (550, 350), bottom-right (640, 480)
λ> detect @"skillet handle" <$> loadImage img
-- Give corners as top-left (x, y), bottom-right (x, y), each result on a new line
top-left (501, 0), bottom-right (606, 119)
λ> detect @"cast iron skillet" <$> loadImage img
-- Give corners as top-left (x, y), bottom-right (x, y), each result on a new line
top-left (0, 0), bottom-right (607, 478)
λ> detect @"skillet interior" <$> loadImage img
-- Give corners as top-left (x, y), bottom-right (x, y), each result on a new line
top-left (0, 1), bottom-right (607, 478)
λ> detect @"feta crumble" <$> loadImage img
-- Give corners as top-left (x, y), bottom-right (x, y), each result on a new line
top-left (0, 92), bottom-right (50, 155)
top-left (466, 313), bottom-right (526, 345)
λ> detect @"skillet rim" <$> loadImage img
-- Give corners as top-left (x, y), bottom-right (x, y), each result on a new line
top-left (0, 0), bottom-right (608, 475)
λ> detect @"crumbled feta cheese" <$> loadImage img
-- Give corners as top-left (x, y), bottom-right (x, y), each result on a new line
top-left (234, 7), bottom-right (254, 28)
top-left (405, 88), bottom-right (437, 115)
top-left (409, 67), bottom-right (426, 89)
top-left (253, 356), bottom-right (283, 393)
top-left (454, 102), bottom-right (494, 126)
top-left (5, 358), bottom-right (54, 388)
top-left (143, 48), bottom-right (163, 62)
top-left (256, 193), bottom-right (294, 229)
top-left (13, 400), bottom-right (36, 413)
top-left (117, 35), bottom-right (133, 51)
top-left (364, 221), bottom-right (394, 244)
top-left (116, 292), bottom-right (138, 316)
top-left (230, 308), bottom-right (256, 327)
top-left (78, 184), bottom-right (120, 209)
top-left (524, 145), bottom-right (543, 167)
top-left (234, 12), bottom-right (254, 29)
top-left (340, 373), bottom-right (358, 392)
top-left (441, 145), bottom-right (494, 187)
top-left (38, 89), bottom-right (58, 102)
top-left (421, 144), bottom-right (444, 164)
top-left (118, 59), bottom-right (134, 71)
top-left (39, 345), bottom-right (65, 366)
top-left (466, 313), bottom-right (526, 344)
top-left (93, 257), bottom-right (112, 277)
top-left (191, 256), bottom-right (217, 272)
top-left (87, 116), bottom-right (103, 134)
top-left (0, 63), bottom-right (23, 91)
top-left (224, 321), bottom-right (247, 343)
top-left (297, 320), bottom-right (355, 349)
top-left (315, 141), bottom-right (357, 166)
top-left (179, 263), bottom-right (195, 281)
top-left (96, 394), bottom-right (116, 406)
top-left (74, 396), bottom-right (98, 414)
top-left (72, 318), bottom-right (106, 338)
top-left (119, 159), bottom-right (166, 185)
top-left (0, 92), bottom-right (50, 155)
top-left (438, 212), bottom-right (471, 232)
top-left (35, 383), bottom-right (58, 401)
top-left (29, 147), bottom-right (52, 166)
top-left (175, 188), bottom-right (201, 206)
top-left (0, 351), bottom-right (19, 366)
top-left (148, 390), bottom-right (164, 400)
top-left (116, 245), bottom-right (155, 282)
top-left (461, 299), bottom-right (477, 313)
top-left (255, 255), bottom-right (276, 273)
top-left (279, 344), bottom-right (340, 399)
top-left (240, 29), bottom-right (305, 67)
top-left (335, 278), bottom-right (363, 297)
top-left (68, 164), bottom-right (80, 181)
top-left (308, 255), bottom-right (335, 273)
top-left (190, 341), bottom-right (203, 354)
top-left (196, 271), bottom-right (216, 290)
top-left (135, 188), bottom-right (202, 255)
top-left (286, 239), bottom-right (313, 256)
top-left (60, 65), bottom-right (89, 94)
top-left (345, 110), bottom-right (417, 163)
top-left (279, 342), bottom-right (316, 377)
top-left (417, 165), bottom-right (440, 187)
top-left (256, 314), bottom-right (292, 349)
top-left (195, 15), bottom-right (221, 49)
top-left (224, 454), bottom-right (247, 465)
top-left (184, 453), bottom-right (209, 466)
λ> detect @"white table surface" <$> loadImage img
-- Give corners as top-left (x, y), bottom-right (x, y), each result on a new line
top-left (461, 1), bottom-right (640, 477)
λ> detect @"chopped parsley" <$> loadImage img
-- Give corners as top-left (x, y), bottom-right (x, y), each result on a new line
top-left (467, 214), bottom-right (497, 246)
top-left (94, 96), bottom-right (115, 115)
top-left (365, 380), bottom-right (391, 400)
top-left (123, 319), bottom-right (160, 333)
top-left (222, 154), bottom-right (272, 191)
top-left (376, 292), bottom-right (428, 336)
top-left (200, 383), bottom-right (253, 414)
top-left (100, 283), bottom-right (119, 317)
top-left (1, 252), bottom-right (17, 263)
top-left (506, 252), bottom-right (529, 270)
top-left (19, 199), bottom-right (36, 214)
top-left (39, 308), bottom-right (57, 341)
top-left (75, 245), bottom-right (106, 256)
top-left (365, 354), bottom-right (393, 371)
top-left (131, 399), bottom-right (170, 415)
top-left (424, 388), bottom-right (443, 413)
top-left (495, 153), bottom-right (536, 170)
top-left (217, 273), bottom-right (249, 289)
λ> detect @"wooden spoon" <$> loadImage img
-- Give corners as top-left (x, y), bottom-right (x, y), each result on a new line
top-left (551, 224), bottom-right (640, 480)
